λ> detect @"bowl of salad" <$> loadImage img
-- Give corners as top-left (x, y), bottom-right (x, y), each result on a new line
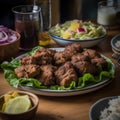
top-left (49, 20), bottom-right (107, 48)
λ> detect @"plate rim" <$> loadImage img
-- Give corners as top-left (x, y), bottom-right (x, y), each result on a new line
top-left (18, 79), bottom-right (112, 96)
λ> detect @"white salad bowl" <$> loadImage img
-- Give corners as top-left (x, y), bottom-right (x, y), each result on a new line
top-left (49, 20), bottom-right (107, 48)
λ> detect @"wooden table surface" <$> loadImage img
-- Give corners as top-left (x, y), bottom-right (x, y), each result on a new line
top-left (0, 28), bottom-right (120, 120)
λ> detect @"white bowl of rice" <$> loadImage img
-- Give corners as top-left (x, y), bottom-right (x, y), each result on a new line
top-left (89, 96), bottom-right (120, 120)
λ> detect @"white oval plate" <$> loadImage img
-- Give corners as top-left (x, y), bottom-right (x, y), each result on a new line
top-left (16, 48), bottom-right (115, 97)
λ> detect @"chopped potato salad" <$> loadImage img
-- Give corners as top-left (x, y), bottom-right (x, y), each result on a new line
top-left (49, 20), bottom-right (106, 40)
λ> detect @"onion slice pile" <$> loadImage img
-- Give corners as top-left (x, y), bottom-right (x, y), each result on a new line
top-left (0, 25), bottom-right (18, 45)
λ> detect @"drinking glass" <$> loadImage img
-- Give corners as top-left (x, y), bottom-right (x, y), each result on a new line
top-left (12, 5), bottom-right (43, 51)
top-left (35, 0), bottom-right (51, 31)
top-left (97, 1), bottom-right (117, 26)
top-left (35, 0), bottom-right (52, 46)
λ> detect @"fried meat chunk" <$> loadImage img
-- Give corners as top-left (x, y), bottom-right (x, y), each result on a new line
top-left (14, 66), bottom-right (28, 78)
top-left (82, 49), bottom-right (101, 59)
top-left (38, 65), bottom-right (57, 86)
top-left (71, 53), bottom-right (90, 64)
top-left (20, 56), bottom-right (36, 65)
top-left (91, 57), bottom-right (108, 70)
top-left (55, 62), bottom-right (78, 87)
top-left (72, 61), bottom-right (97, 75)
top-left (64, 43), bottom-right (83, 54)
top-left (33, 48), bottom-right (56, 65)
top-left (54, 43), bottom-right (83, 66)
top-left (14, 64), bottom-right (40, 78)
top-left (35, 48), bottom-right (56, 56)
top-left (54, 51), bottom-right (69, 66)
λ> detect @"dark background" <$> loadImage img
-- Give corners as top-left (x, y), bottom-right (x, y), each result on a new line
top-left (0, 0), bottom-right (27, 29)
top-left (60, 0), bottom-right (101, 23)
top-left (0, 0), bottom-right (118, 29)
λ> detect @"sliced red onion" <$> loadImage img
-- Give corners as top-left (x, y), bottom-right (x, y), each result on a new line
top-left (77, 27), bottom-right (85, 33)
top-left (0, 31), bottom-right (8, 42)
top-left (0, 25), bottom-right (18, 45)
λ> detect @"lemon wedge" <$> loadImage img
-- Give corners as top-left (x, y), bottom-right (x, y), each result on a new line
top-left (62, 30), bottom-right (72, 39)
top-left (69, 21), bottom-right (80, 31)
top-left (3, 95), bottom-right (31, 114)
top-left (4, 92), bottom-right (19, 103)
top-left (39, 32), bottom-right (51, 46)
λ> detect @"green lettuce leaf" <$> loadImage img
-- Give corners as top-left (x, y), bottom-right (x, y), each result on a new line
top-left (28, 46), bottom-right (43, 56)
top-left (1, 59), bottom-right (21, 70)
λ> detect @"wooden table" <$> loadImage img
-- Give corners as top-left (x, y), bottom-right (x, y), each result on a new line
top-left (0, 28), bottom-right (120, 120)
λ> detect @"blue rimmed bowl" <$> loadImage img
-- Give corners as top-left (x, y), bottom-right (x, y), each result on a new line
top-left (49, 33), bottom-right (107, 48)
top-left (111, 34), bottom-right (120, 55)
top-left (49, 21), bottom-right (107, 48)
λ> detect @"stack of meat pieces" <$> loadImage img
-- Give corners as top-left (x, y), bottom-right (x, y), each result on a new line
top-left (14, 43), bottom-right (108, 87)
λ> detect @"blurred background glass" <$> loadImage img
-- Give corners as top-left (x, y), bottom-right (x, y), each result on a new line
top-left (97, 1), bottom-right (117, 26)
top-left (35, 0), bottom-right (51, 31)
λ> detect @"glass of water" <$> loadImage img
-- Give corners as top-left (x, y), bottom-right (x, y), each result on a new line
top-left (97, 1), bottom-right (117, 26)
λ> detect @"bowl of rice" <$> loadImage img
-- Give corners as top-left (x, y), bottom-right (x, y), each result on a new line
top-left (89, 96), bottom-right (120, 120)
top-left (49, 20), bottom-right (107, 48)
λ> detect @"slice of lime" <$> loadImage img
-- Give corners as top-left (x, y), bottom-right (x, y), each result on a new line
top-left (4, 95), bottom-right (31, 114)
top-left (4, 92), bottom-right (19, 103)
top-left (2, 92), bottom-right (20, 112)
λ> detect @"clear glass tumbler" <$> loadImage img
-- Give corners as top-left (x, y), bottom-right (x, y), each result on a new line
top-left (12, 5), bottom-right (43, 51)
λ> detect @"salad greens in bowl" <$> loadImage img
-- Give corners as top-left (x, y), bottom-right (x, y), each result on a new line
top-left (49, 20), bottom-right (107, 48)
top-left (0, 44), bottom-right (115, 96)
